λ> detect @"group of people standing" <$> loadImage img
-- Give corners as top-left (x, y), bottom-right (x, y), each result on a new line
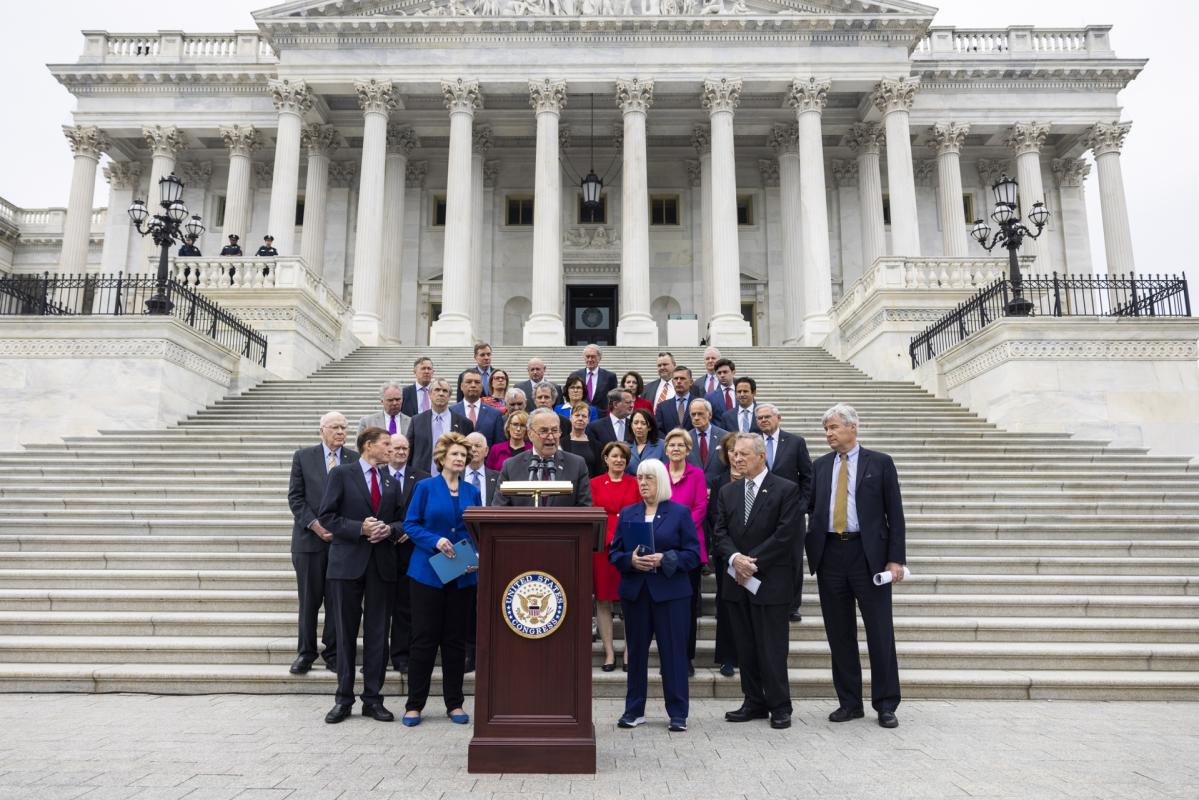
top-left (286, 343), bottom-right (908, 734)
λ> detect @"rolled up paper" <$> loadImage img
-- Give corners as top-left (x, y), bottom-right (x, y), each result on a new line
top-left (873, 565), bottom-right (911, 586)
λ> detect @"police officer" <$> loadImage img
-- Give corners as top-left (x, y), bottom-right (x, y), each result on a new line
top-left (220, 234), bottom-right (243, 256)
top-left (255, 235), bottom-right (278, 257)
top-left (177, 235), bottom-right (201, 257)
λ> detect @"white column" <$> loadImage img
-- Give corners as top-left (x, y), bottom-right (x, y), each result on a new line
top-left (847, 122), bottom-right (886, 270)
top-left (382, 124), bottom-right (418, 342)
top-left (141, 125), bottom-right (186, 263)
top-left (872, 78), bottom-right (920, 256)
top-left (1052, 157), bottom-right (1094, 274)
top-left (523, 79), bottom-right (569, 345)
top-left (100, 161), bottom-right (141, 273)
top-left (470, 125), bottom-right (492, 341)
top-left (789, 78), bottom-right (834, 344)
top-left (1084, 121), bottom-right (1135, 275)
top-left (770, 124), bottom-right (802, 345)
top-left (266, 79), bottom-right (311, 255)
top-left (831, 159), bottom-right (861, 288)
top-left (929, 122), bottom-right (971, 258)
top-left (299, 124), bottom-right (339, 274)
top-left (430, 78), bottom-right (482, 346)
top-left (614, 78), bottom-right (658, 345)
top-left (692, 125), bottom-right (715, 329)
top-left (219, 124), bottom-right (261, 244)
top-left (59, 125), bottom-right (109, 273)
top-left (702, 78), bottom-right (753, 345)
top-left (350, 79), bottom-right (399, 345)
top-left (1006, 122), bottom-right (1051, 270)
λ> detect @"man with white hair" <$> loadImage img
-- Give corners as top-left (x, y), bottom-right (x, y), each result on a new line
top-left (699, 346), bottom-right (722, 395)
top-left (515, 357), bottom-right (561, 407)
top-left (286, 411), bottom-right (357, 675)
top-left (462, 431), bottom-right (501, 673)
top-left (755, 403), bottom-right (813, 623)
top-left (385, 433), bottom-right (428, 674)
top-left (407, 377), bottom-right (474, 475)
top-left (569, 344), bottom-right (618, 412)
top-left (495, 408), bottom-right (593, 507)
top-left (359, 381), bottom-right (411, 437)
top-left (806, 403), bottom-right (906, 729)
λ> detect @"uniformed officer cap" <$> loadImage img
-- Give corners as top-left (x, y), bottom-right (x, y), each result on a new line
top-left (264, 235), bottom-right (274, 240)
top-left (228, 234), bottom-right (239, 240)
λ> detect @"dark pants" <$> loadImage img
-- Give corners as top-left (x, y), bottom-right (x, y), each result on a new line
top-left (726, 598), bottom-right (791, 714)
top-left (327, 552), bottom-right (393, 707)
top-left (291, 549), bottom-right (336, 665)
top-left (388, 541), bottom-right (414, 666)
top-left (686, 567), bottom-right (701, 662)
top-left (712, 555), bottom-right (738, 667)
top-left (816, 536), bottom-right (901, 713)
top-left (406, 580), bottom-right (470, 713)
top-left (790, 539), bottom-right (806, 615)
top-left (621, 587), bottom-right (690, 721)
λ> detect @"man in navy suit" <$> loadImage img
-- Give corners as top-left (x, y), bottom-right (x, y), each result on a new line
top-left (722, 376), bottom-right (762, 434)
top-left (450, 368), bottom-right (502, 447)
top-left (384, 433), bottom-right (429, 674)
top-left (401, 356), bottom-right (435, 418)
top-left (456, 342), bottom-right (495, 401)
top-left (686, 399), bottom-right (728, 476)
top-left (407, 378), bottom-right (474, 475)
top-left (318, 426), bottom-right (406, 724)
top-left (586, 388), bottom-right (635, 447)
top-left (461, 431), bottom-right (502, 672)
top-left (568, 344), bottom-right (618, 413)
top-left (712, 432), bottom-right (802, 730)
top-left (806, 403), bottom-right (906, 729)
top-left (642, 351), bottom-right (677, 410)
top-left (286, 411), bottom-right (357, 675)
top-left (755, 404), bottom-right (813, 623)
top-left (703, 358), bottom-right (739, 417)
top-left (655, 365), bottom-right (703, 434)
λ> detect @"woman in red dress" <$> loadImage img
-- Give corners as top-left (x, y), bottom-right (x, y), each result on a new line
top-left (590, 440), bottom-right (640, 672)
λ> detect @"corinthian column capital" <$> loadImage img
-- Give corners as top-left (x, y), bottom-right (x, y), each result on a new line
top-left (442, 78), bottom-right (482, 114)
top-left (103, 161), bottom-right (142, 190)
top-left (871, 77), bottom-right (919, 115)
top-left (1085, 121), bottom-right (1131, 157)
top-left (690, 124), bottom-right (710, 155)
top-left (405, 161), bottom-right (427, 188)
top-left (1052, 157), bottom-right (1091, 188)
top-left (928, 122), bottom-right (970, 156)
top-left (473, 125), bottom-right (493, 155)
top-left (269, 78), bottom-right (313, 115)
top-left (832, 159), bottom-right (858, 188)
top-left (63, 125), bottom-right (109, 159)
top-left (702, 78), bottom-right (742, 114)
top-left (758, 160), bottom-right (780, 187)
top-left (302, 123), bottom-right (341, 157)
top-left (1006, 122), bottom-right (1050, 157)
top-left (529, 78), bottom-right (568, 114)
top-left (179, 160), bottom-right (213, 190)
top-left (142, 125), bottom-right (187, 159)
top-left (769, 123), bottom-right (799, 156)
top-left (356, 79), bottom-right (399, 116)
top-left (387, 124), bottom-right (420, 157)
top-left (616, 78), bottom-right (654, 114)
top-left (845, 122), bottom-right (885, 155)
top-left (221, 124), bottom-right (263, 158)
top-left (787, 77), bottom-right (830, 114)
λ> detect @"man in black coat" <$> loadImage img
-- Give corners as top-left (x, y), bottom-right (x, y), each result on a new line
top-left (655, 365), bottom-right (703, 434)
top-left (807, 403), bottom-right (907, 729)
top-left (462, 431), bottom-right (502, 672)
top-left (722, 376), bottom-right (762, 434)
top-left (255, 234), bottom-right (278, 256)
top-left (585, 388), bottom-right (635, 447)
top-left (401, 356), bottom-right (435, 418)
top-left (383, 433), bottom-right (429, 674)
top-left (568, 344), bottom-right (618, 413)
top-left (456, 342), bottom-right (495, 401)
top-left (317, 426), bottom-right (406, 724)
top-left (286, 411), bottom-right (357, 675)
top-left (712, 432), bottom-right (802, 731)
top-left (219, 233), bottom-right (242, 256)
top-left (495, 408), bottom-right (593, 507)
top-left (756, 403), bottom-right (813, 622)
top-left (407, 378), bottom-right (474, 475)
top-left (687, 399), bottom-right (728, 476)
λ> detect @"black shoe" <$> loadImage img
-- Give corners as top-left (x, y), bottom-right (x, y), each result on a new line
top-left (668, 718), bottom-right (687, 732)
top-left (324, 660), bottom-right (337, 673)
top-left (828, 707), bottom-right (865, 723)
top-left (289, 656), bottom-right (314, 675)
top-left (687, 661), bottom-right (695, 677)
top-left (362, 704), bottom-right (395, 722)
top-left (719, 663), bottom-right (736, 678)
top-left (325, 703), bottom-right (352, 724)
top-left (464, 656), bottom-right (476, 674)
top-left (601, 659), bottom-right (616, 672)
top-left (788, 611), bottom-right (802, 623)
top-left (878, 710), bottom-right (898, 729)
top-left (770, 711), bottom-right (792, 730)
top-left (621, 658), bottom-right (627, 673)
top-left (725, 706), bottom-right (769, 723)
top-left (392, 659), bottom-right (409, 674)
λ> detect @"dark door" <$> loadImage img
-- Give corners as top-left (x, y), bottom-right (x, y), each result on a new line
top-left (566, 285), bottom-right (617, 346)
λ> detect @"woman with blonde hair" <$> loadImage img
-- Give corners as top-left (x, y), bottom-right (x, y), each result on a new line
top-left (485, 410), bottom-right (530, 470)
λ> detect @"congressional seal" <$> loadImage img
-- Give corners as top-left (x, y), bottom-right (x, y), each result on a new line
top-left (502, 570), bottom-right (567, 639)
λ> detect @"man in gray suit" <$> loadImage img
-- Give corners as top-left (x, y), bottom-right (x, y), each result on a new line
top-left (358, 381), bottom-right (411, 437)
top-left (514, 357), bottom-right (561, 407)
top-left (495, 408), bottom-right (593, 507)
top-left (286, 411), bottom-right (357, 674)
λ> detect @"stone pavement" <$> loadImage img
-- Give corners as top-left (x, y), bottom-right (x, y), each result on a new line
top-left (0, 695), bottom-right (1195, 800)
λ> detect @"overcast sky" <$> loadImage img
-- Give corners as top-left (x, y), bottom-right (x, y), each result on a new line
top-left (1, 0), bottom-right (1194, 278)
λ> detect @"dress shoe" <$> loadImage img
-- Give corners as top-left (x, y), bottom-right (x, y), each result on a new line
top-left (362, 704), bottom-right (394, 722)
top-left (788, 611), bottom-right (802, 623)
top-left (687, 661), bottom-right (696, 677)
top-left (392, 659), bottom-right (409, 674)
top-left (668, 718), bottom-right (688, 732)
top-left (828, 706), bottom-right (865, 723)
top-left (878, 710), bottom-right (899, 729)
top-left (325, 703), bottom-right (352, 724)
top-left (617, 715), bottom-right (646, 729)
top-left (464, 656), bottom-right (476, 674)
top-left (719, 663), bottom-right (736, 678)
top-left (289, 656), bottom-right (314, 675)
top-left (324, 660), bottom-right (337, 672)
top-left (770, 711), bottom-right (792, 730)
top-left (725, 706), bottom-right (769, 723)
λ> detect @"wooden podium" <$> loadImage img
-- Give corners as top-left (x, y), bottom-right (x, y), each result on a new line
top-left (464, 506), bottom-right (606, 774)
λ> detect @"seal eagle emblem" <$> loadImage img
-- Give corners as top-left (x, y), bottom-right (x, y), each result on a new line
top-left (502, 571), bottom-right (567, 639)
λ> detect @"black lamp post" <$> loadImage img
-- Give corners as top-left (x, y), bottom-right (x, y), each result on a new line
top-left (969, 174), bottom-right (1050, 316)
top-left (128, 173), bottom-right (205, 314)
top-left (580, 93), bottom-right (603, 213)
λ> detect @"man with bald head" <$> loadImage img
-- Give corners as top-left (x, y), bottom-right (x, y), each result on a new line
top-left (569, 344), bottom-right (618, 413)
top-left (384, 433), bottom-right (428, 673)
top-left (515, 357), bottom-right (561, 408)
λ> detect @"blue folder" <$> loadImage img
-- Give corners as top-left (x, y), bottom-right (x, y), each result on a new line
top-left (429, 538), bottom-right (479, 584)
top-left (620, 521), bottom-right (654, 555)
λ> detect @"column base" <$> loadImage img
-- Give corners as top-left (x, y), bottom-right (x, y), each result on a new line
top-left (429, 313), bottom-right (476, 347)
top-left (707, 314), bottom-right (753, 346)
top-left (616, 313), bottom-right (659, 346)
top-left (522, 314), bottom-right (565, 347)
top-left (351, 312), bottom-right (383, 347)
top-left (801, 313), bottom-right (834, 347)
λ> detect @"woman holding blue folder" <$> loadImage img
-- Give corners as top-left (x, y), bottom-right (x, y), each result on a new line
top-left (401, 432), bottom-right (481, 727)
top-left (609, 458), bottom-right (702, 733)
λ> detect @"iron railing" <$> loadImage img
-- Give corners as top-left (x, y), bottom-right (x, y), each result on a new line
top-left (910, 272), bottom-right (1191, 368)
top-left (0, 272), bottom-right (268, 367)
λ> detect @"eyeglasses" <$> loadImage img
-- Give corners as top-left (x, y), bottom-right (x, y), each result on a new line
top-left (533, 428), bottom-right (560, 436)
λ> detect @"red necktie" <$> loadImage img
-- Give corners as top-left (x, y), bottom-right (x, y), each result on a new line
top-left (724, 387), bottom-right (732, 410)
top-left (468, 404), bottom-right (477, 425)
top-left (370, 468), bottom-right (381, 514)
top-left (699, 429), bottom-right (709, 464)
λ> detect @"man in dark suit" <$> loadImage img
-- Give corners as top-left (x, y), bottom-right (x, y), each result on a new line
top-left (450, 368), bottom-right (503, 447)
top-left (462, 431), bottom-right (502, 672)
top-left (642, 351), bottom-right (676, 410)
top-left (568, 344), bottom-right (618, 413)
top-left (407, 377), bottom-right (474, 476)
top-left (286, 411), bottom-right (357, 675)
top-left (317, 426), bottom-right (405, 724)
top-left (698, 346), bottom-right (722, 396)
top-left (401, 356), bottom-right (435, 418)
top-left (807, 403), bottom-right (906, 729)
top-left (687, 399), bottom-right (728, 476)
top-left (755, 403), bottom-right (813, 623)
top-left (586, 388), bottom-right (635, 448)
top-left (704, 358), bottom-right (739, 417)
top-left (456, 342), bottom-right (494, 401)
top-left (722, 376), bottom-right (762, 434)
top-left (655, 365), bottom-right (703, 434)
top-left (384, 433), bottom-right (428, 674)
top-left (712, 432), bottom-right (802, 730)
top-left (514, 357), bottom-right (561, 407)
top-left (495, 408), bottom-right (593, 507)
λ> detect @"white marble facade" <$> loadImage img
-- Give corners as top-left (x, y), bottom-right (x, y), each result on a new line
top-left (26, 1), bottom-right (1144, 346)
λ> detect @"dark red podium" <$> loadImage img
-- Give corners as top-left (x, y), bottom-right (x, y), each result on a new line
top-left (464, 506), bottom-right (605, 774)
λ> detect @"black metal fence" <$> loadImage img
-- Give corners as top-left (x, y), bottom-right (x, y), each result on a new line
top-left (910, 272), bottom-right (1191, 368)
top-left (0, 272), bottom-right (268, 367)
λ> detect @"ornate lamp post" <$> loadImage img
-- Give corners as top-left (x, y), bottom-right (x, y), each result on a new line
top-left (127, 173), bottom-right (205, 314)
top-left (969, 174), bottom-right (1049, 316)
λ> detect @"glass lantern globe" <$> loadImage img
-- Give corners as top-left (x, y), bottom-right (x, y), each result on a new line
top-left (991, 174), bottom-right (1018, 208)
top-left (1027, 201), bottom-right (1049, 228)
top-left (991, 203), bottom-right (1015, 225)
top-left (158, 173), bottom-right (184, 207)
top-left (581, 171), bottom-right (603, 210)
top-left (166, 201), bottom-right (188, 224)
top-left (127, 199), bottom-right (149, 225)
top-left (970, 219), bottom-right (991, 243)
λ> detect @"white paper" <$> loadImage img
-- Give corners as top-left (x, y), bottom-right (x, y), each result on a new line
top-left (727, 561), bottom-right (761, 595)
top-left (873, 565), bottom-right (911, 586)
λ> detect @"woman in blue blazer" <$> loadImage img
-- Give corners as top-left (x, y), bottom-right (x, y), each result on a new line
top-left (401, 432), bottom-right (481, 727)
top-left (609, 458), bottom-right (701, 732)
top-left (626, 408), bottom-right (666, 473)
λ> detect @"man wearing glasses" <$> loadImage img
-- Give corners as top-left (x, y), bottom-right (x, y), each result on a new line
top-left (494, 407), bottom-right (593, 507)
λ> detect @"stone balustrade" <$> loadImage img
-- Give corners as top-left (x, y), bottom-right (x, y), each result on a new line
top-left (831, 256), bottom-right (1013, 327)
top-left (79, 30), bottom-right (276, 64)
top-left (1, 207), bottom-right (107, 238)
top-left (914, 25), bottom-right (1114, 58)
top-left (168, 256), bottom-right (348, 317)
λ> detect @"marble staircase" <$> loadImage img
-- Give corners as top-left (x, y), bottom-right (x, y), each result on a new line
top-left (0, 346), bottom-right (1197, 699)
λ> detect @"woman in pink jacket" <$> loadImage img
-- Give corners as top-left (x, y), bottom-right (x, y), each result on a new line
top-left (662, 427), bottom-right (709, 677)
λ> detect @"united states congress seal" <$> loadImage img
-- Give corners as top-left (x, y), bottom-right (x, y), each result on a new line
top-left (502, 571), bottom-right (567, 639)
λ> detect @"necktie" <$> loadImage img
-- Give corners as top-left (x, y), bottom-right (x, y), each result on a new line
top-left (614, 418), bottom-right (623, 440)
top-left (370, 467), bottom-right (381, 514)
top-left (724, 387), bottom-right (733, 411)
top-left (326, 451), bottom-right (337, 472)
top-left (431, 414), bottom-right (444, 474)
top-left (656, 380), bottom-right (669, 408)
top-left (388, 415), bottom-right (397, 435)
top-left (699, 430), bottom-right (708, 465)
top-left (744, 477), bottom-right (756, 524)
top-left (833, 454), bottom-right (850, 534)
top-left (468, 404), bottom-right (477, 425)
top-left (586, 371), bottom-right (594, 401)
top-left (677, 396), bottom-right (685, 420)
top-left (741, 409), bottom-right (750, 432)
top-left (766, 435), bottom-right (775, 470)
top-left (707, 374), bottom-right (716, 393)
top-left (419, 387), bottom-right (430, 413)
top-left (470, 470), bottom-right (484, 505)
